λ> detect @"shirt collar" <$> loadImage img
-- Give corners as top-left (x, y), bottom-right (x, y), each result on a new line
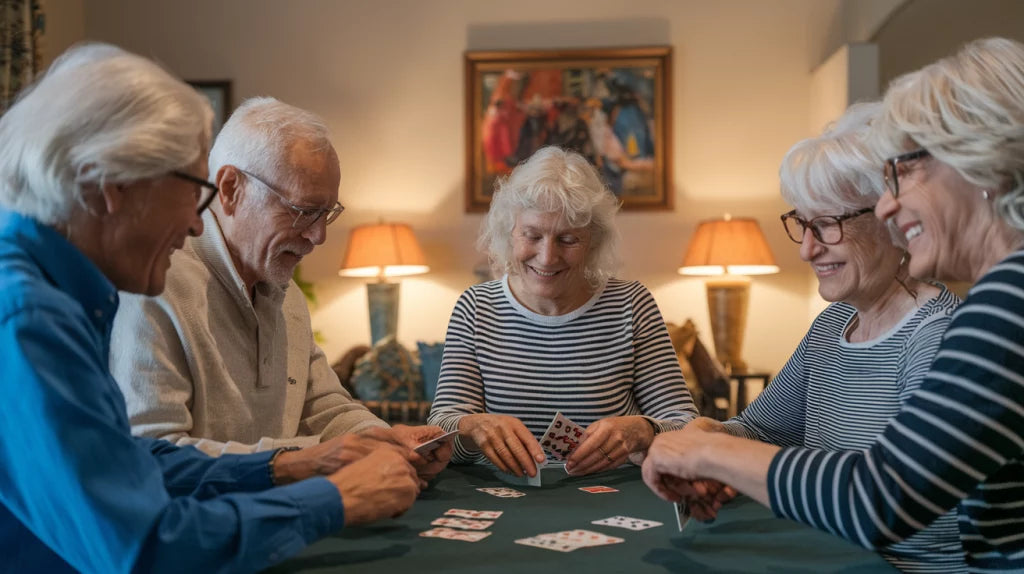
top-left (0, 207), bottom-right (119, 327)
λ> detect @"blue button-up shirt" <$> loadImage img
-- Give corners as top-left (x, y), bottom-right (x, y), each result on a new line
top-left (0, 208), bottom-right (344, 573)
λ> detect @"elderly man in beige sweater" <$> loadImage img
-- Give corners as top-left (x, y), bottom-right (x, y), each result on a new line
top-left (110, 97), bottom-right (450, 480)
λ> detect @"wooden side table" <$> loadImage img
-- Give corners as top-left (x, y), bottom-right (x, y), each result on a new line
top-left (729, 372), bottom-right (772, 417)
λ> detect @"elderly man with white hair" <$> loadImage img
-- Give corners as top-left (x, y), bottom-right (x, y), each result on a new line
top-left (0, 43), bottom-right (420, 573)
top-left (109, 96), bottom-right (451, 481)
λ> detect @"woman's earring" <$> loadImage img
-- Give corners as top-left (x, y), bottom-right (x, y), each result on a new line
top-left (981, 189), bottom-right (991, 201)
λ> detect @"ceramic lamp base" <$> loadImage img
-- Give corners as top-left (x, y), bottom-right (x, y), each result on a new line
top-left (367, 281), bottom-right (399, 345)
top-left (705, 276), bottom-right (750, 374)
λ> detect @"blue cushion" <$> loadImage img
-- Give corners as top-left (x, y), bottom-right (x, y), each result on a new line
top-left (351, 338), bottom-right (422, 401)
top-left (417, 341), bottom-right (444, 402)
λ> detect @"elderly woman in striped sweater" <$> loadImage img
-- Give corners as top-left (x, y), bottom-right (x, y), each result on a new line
top-left (691, 101), bottom-right (964, 573)
top-left (643, 37), bottom-right (1024, 572)
top-left (428, 146), bottom-right (697, 478)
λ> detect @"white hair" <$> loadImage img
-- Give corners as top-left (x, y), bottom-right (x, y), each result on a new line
top-left (478, 146), bottom-right (621, 288)
top-left (208, 97), bottom-right (337, 188)
top-left (872, 37), bottom-right (1024, 231)
top-left (0, 42), bottom-right (213, 225)
top-left (780, 101), bottom-right (886, 214)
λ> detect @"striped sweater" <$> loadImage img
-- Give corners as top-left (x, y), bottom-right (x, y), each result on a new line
top-left (769, 251), bottom-right (1024, 572)
top-left (724, 289), bottom-right (964, 573)
top-left (428, 277), bottom-right (697, 463)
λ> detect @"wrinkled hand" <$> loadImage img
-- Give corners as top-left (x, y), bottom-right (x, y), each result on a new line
top-left (566, 416), bottom-right (655, 476)
top-left (458, 414), bottom-right (545, 477)
top-left (642, 425), bottom-right (738, 519)
top-left (687, 416), bottom-right (727, 434)
top-left (389, 424), bottom-right (453, 482)
top-left (273, 434), bottom-right (407, 484)
top-left (329, 448), bottom-right (420, 526)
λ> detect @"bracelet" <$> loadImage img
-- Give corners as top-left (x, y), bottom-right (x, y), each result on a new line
top-left (643, 417), bottom-right (662, 438)
top-left (268, 446), bottom-right (301, 486)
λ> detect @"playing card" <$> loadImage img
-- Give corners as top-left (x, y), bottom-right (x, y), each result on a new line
top-left (514, 535), bottom-right (579, 553)
top-left (413, 430), bottom-right (458, 456)
top-left (579, 486), bottom-right (619, 493)
top-left (540, 412), bottom-right (585, 460)
top-left (476, 487), bottom-right (526, 498)
top-left (419, 527), bottom-right (492, 542)
top-left (674, 500), bottom-right (691, 532)
top-left (445, 508), bottom-right (503, 520)
top-left (591, 515), bottom-right (663, 531)
top-left (536, 529), bottom-right (624, 549)
top-left (430, 517), bottom-right (494, 530)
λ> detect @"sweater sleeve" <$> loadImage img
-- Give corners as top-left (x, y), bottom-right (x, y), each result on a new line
top-left (767, 261), bottom-right (1024, 555)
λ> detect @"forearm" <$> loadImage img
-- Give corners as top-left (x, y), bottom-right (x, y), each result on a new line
top-left (697, 433), bottom-right (779, 506)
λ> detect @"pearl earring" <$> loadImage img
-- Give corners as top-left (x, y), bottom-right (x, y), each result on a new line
top-left (982, 189), bottom-right (991, 200)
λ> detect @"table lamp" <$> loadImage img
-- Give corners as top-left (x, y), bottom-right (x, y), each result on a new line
top-left (338, 222), bottom-right (429, 345)
top-left (678, 215), bottom-right (778, 374)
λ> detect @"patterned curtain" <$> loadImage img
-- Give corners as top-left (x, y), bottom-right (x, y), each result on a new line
top-left (0, 0), bottom-right (44, 114)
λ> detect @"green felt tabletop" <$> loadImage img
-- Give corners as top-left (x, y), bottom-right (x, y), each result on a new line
top-left (267, 464), bottom-right (896, 573)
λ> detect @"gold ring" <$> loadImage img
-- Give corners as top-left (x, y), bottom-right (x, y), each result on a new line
top-left (597, 445), bottom-right (613, 463)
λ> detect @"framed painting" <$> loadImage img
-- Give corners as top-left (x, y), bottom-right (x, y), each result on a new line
top-left (187, 80), bottom-right (232, 137)
top-left (464, 47), bottom-right (672, 212)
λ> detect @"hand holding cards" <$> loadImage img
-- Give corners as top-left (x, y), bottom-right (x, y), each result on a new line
top-left (541, 412), bottom-right (585, 460)
top-left (413, 430), bottom-right (458, 456)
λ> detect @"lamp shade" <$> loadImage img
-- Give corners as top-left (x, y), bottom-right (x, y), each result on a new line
top-left (679, 216), bottom-right (779, 276)
top-left (338, 223), bottom-right (429, 278)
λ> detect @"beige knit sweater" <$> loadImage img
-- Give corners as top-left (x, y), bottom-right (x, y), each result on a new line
top-left (110, 211), bottom-right (386, 456)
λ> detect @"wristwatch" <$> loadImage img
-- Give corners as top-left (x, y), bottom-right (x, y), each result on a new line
top-left (268, 446), bottom-right (302, 485)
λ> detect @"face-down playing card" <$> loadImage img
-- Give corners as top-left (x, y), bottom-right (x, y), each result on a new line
top-left (540, 412), bottom-right (585, 460)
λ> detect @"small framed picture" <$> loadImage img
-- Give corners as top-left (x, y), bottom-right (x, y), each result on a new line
top-left (464, 47), bottom-right (673, 212)
top-left (187, 80), bottom-right (232, 137)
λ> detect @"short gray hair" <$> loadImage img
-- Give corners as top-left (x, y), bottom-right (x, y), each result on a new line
top-left (780, 102), bottom-right (885, 214)
top-left (208, 97), bottom-right (337, 187)
top-left (872, 37), bottom-right (1024, 231)
top-left (0, 43), bottom-right (213, 225)
top-left (478, 146), bottom-right (621, 287)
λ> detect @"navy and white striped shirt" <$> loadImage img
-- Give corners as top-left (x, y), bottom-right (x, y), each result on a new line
top-left (428, 277), bottom-right (697, 463)
top-left (726, 289), bottom-right (964, 573)
top-left (769, 250), bottom-right (1024, 572)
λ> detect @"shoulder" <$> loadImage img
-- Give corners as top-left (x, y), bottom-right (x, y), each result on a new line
top-left (0, 247), bottom-right (84, 327)
top-left (600, 278), bottom-right (651, 303)
top-left (808, 302), bottom-right (855, 335)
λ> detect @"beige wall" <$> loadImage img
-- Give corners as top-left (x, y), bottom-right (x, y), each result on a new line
top-left (876, 0), bottom-right (1024, 86)
top-left (46, 0), bottom-right (858, 374)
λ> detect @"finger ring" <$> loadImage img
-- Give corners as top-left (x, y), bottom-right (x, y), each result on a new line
top-left (597, 445), bottom-right (613, 463)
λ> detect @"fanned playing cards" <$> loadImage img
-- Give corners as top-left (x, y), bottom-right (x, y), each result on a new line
top-left (540, 412), bottom-right (585, 460)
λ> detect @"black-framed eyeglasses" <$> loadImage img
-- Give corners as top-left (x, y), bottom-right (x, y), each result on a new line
top-left (883, 148), bottom-right (931, 198)
top-left (170, 171), bottom-right (219, 215)
top-left (237, 168), bottom-right (345, 229)
top-left (780, 207), bottom-right (875, 245)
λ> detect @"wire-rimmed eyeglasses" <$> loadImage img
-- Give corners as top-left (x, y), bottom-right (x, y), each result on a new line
top-left (780, 207), bottom-right (875, 245)
top-left (883, 148), bottom-right (931, 198)
top-left (238, 168), bottom-right (345, 229)
top-left (170, 171), bottom-right (219, 215)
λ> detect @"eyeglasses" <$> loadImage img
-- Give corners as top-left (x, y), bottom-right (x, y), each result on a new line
top-left (883, 148), bottom-right (931, 198)
top-left (780, 207), bottom-right (875, 245)
top-left (237, 168), bottom-right (345, 229)
top-left (170, 171), bottom-right (219, 215)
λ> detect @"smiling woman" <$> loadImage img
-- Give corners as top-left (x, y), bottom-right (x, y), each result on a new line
top-left (429, 146), bottom-right (697, 480)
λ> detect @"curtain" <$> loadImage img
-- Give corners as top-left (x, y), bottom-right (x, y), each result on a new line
top-left (0, 0), bottom-right (44, 114)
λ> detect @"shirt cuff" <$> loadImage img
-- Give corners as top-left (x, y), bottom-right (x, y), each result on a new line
top-left (277, 477), bottom-right (346, 540)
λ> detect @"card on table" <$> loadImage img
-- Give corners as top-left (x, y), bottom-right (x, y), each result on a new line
top-left (515, 529), bottom-right (624, 552)
top-left (591, 515), bottom-right (663, 531)
top-left (413, 430), bottom-right (458, 456)
top-left (444, 508), bottom-right (503, 520)
top-left (540, 412), bottom-right (585, 460)
top-left (419, 527), bottom-right (492, 542)
top-left (476, 487), bottom-right (526, 498)
top-left (674, 500), bottom-right (691, 532)
top-left (579, 486), bottom-right (619, 494)
top-left (430, 517), bottom-right (494, 530)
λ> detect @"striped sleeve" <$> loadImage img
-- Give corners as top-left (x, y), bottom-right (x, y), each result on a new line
top-left (629, 284), bottom-right (698, 433)
top-left (426, 287), bottom-right (487, 463)
top-left (722, 328), bottom-right (810, 445)
top-left (767, 256), bottom-right (1024, 568)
